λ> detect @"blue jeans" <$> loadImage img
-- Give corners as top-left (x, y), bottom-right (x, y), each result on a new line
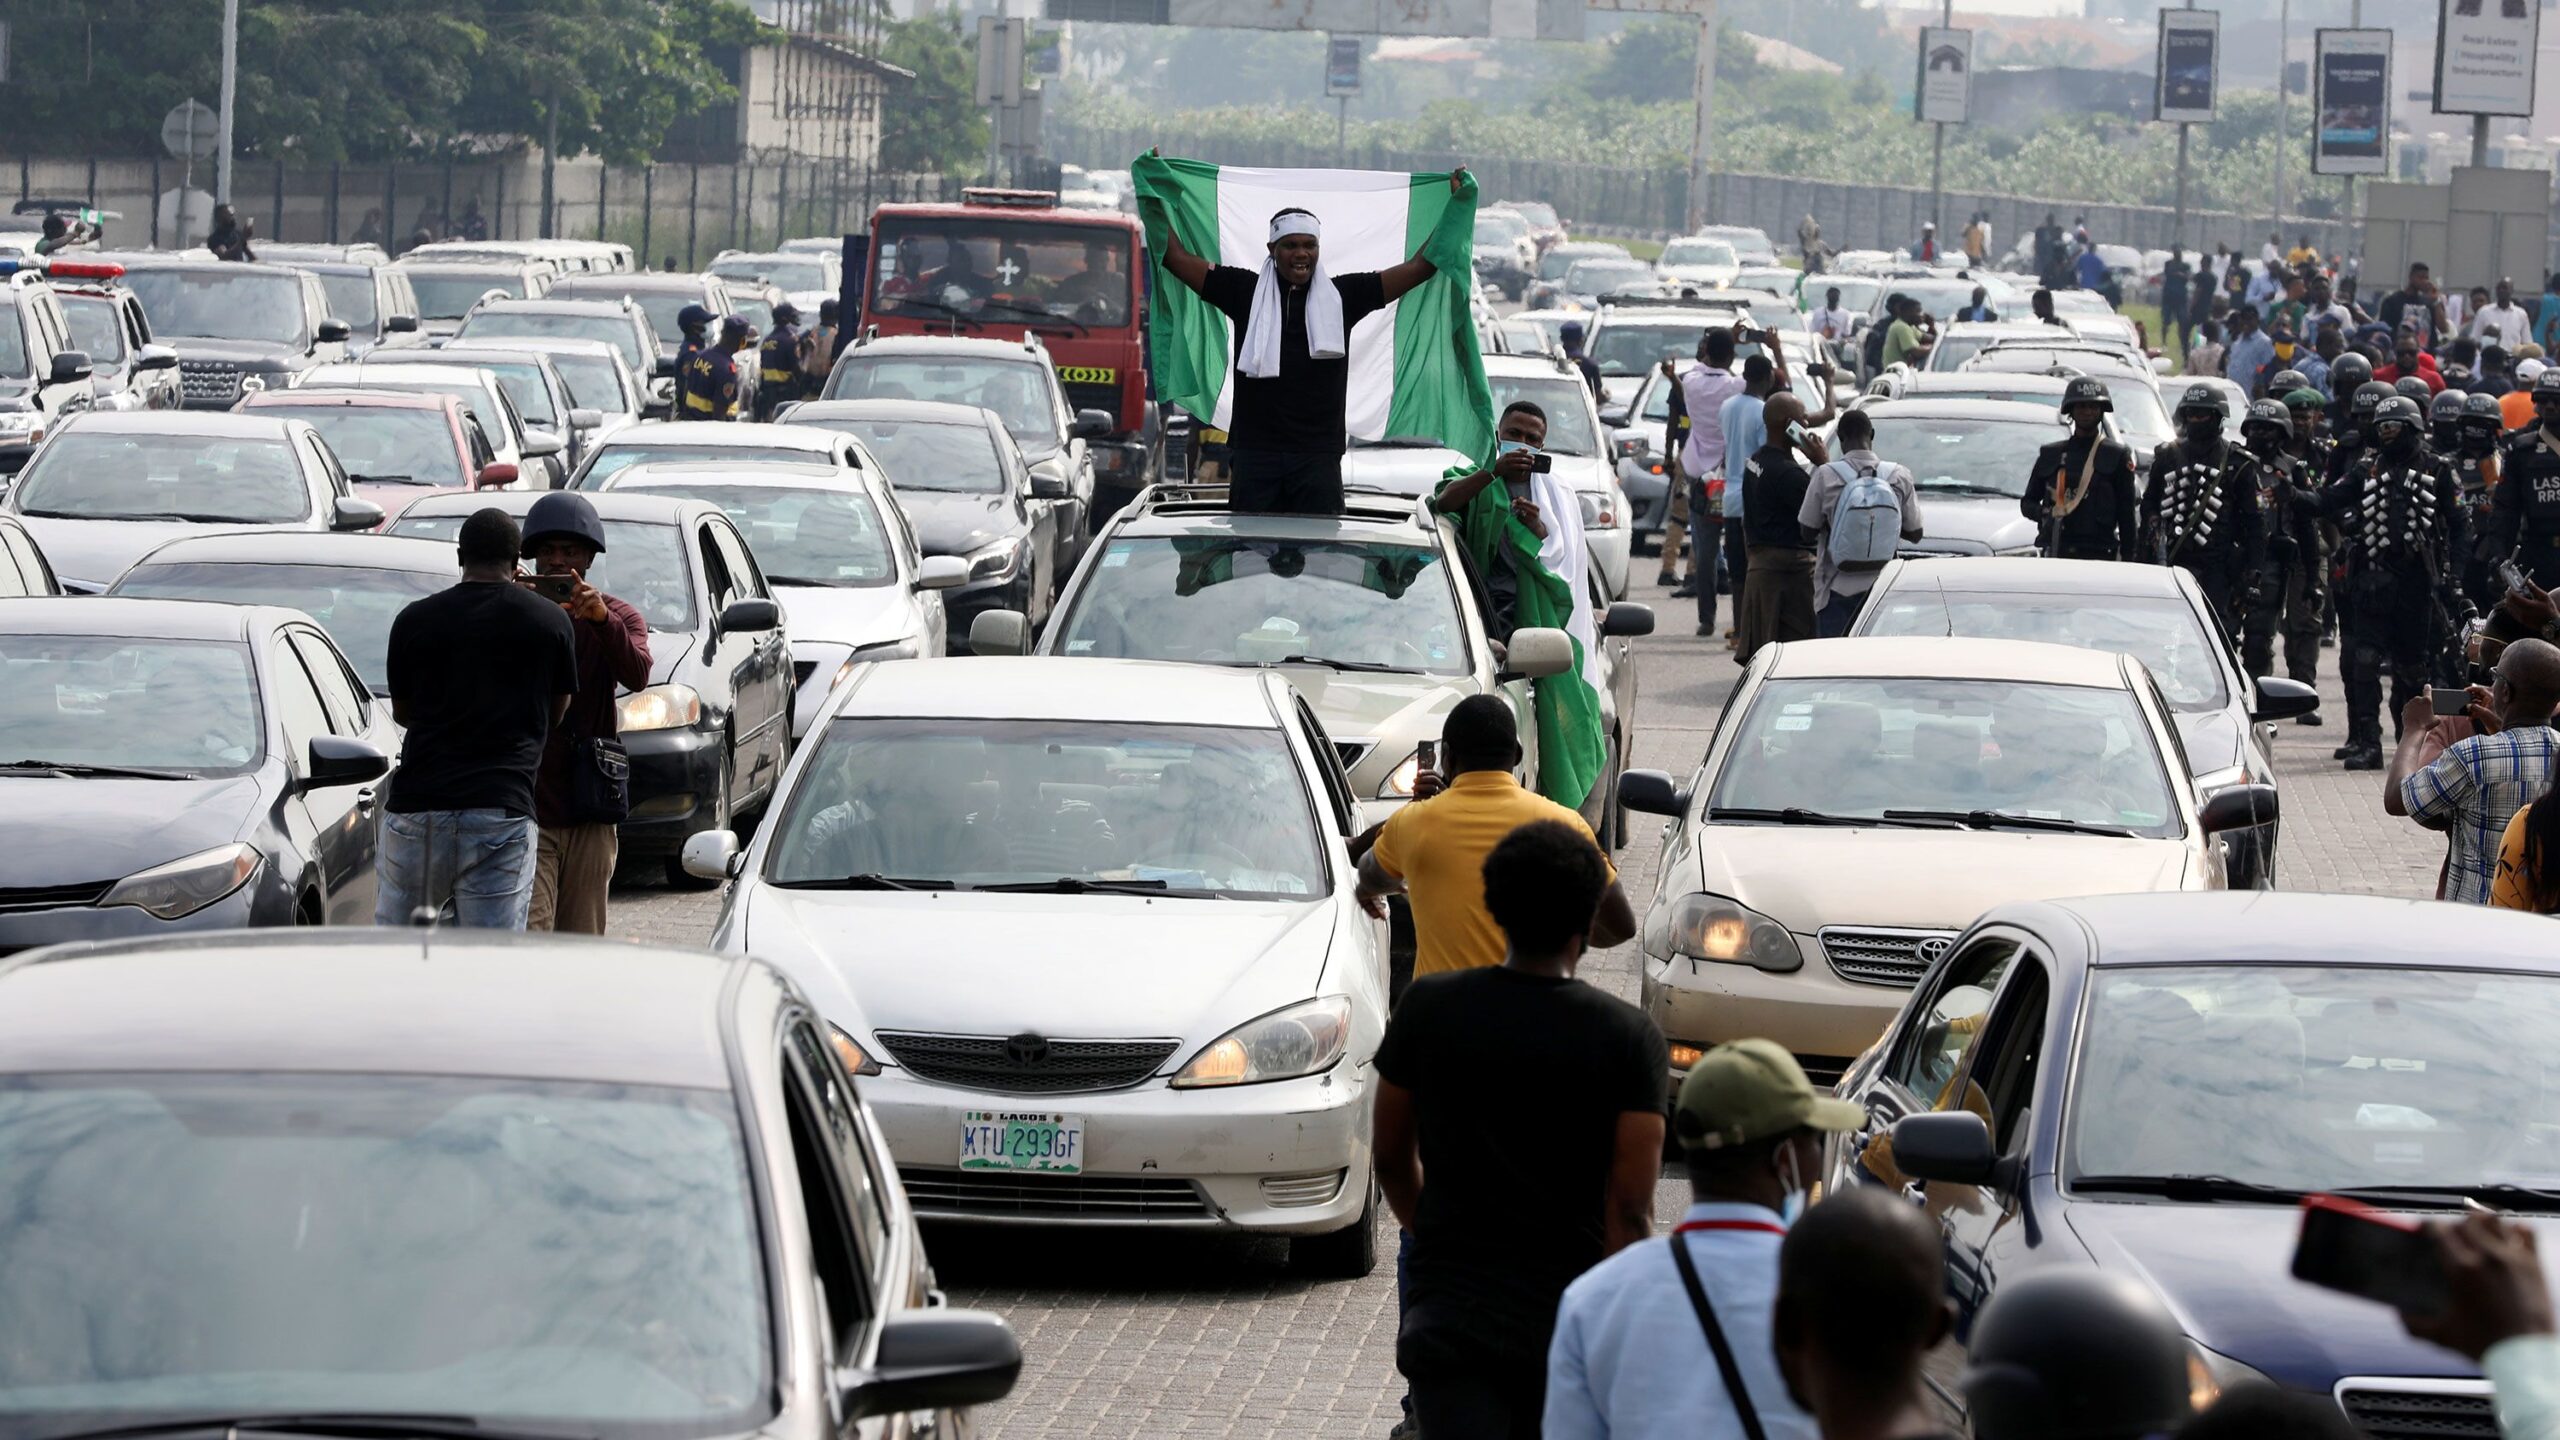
top-left (1688, 474), bottom-right (1719, 628)
top-left (375, 808), bottom-right (539, 930)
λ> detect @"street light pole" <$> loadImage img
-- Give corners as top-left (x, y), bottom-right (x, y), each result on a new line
top-left (1927, 0), bottom-right (1950, 244)
top-left (2170, 0), bottom-right (2194, 248)
top-left (1688, 0), bottom-right (1719, 231)
top-left (216, 0), bottom-right (238, 204)
top-left (2273, 0), bottom-right (2288, 239)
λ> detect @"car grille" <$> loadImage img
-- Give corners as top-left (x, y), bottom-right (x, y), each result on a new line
top-left (178, 360), bottom-right (244, 403)
top-left (900, 1166), bottom-right (1214, 1220)
top-left (1060, 379), bottom-right (1119, 424)
top-left (1333, 739), bottom-right (1375, 772)
top-left (1819, 927), bottom-right (1960, 988)
top-left (0, 880), bottom-right (114, 915)
top-left (873, 1031), bottom-right (1179, 1093)
top-left (2336, 1381), bottom-right (2499, 1439)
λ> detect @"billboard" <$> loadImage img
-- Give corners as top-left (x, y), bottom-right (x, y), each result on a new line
top-left (1915, 27), bottom-right (1972, 125)
top-left (2314, 28), bottom-right (2392, 176)
top-left (2155, 8), bottom-right (2220, 124)
top-left (1326, 35), bottom-right (1362, 95)
top-left (2435, 0), bottom-right (2540, 117)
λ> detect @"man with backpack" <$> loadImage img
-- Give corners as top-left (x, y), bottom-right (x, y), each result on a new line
top-left (1799, 409), bottom-right (1923, 636)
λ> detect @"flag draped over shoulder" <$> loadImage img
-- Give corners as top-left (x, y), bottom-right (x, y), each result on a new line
top-left (1436, 462), bottom-right (1607, 814)
top-left (1131, 155), bottom-right (1495, 461)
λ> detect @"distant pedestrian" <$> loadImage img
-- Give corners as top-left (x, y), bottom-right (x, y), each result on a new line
top-left (2025, 377), bottom-right (2140, 561)
top-left (2474, 278), bottom-right (2534, 350)
top-left (2029, 288), bottom-right (2066, 329)
top-left (1913, 221), bottom-right (1937, 263)
top-left (1718, 352), bottom-right (1781, 648)
top-left (2380, 262), bottom-right (2448, 347)
top-left (352, 207), bottom-right (385, 247)
top-left (520, 494), bottom-right (651, 935)
top-left (2386, 638), bottom-right (2560, 904)
top-left (2222, 305), bottom-right (2273, 397)
top-left (754, 302), bottom-right (807, 420)
top-left (1954, 286), bottom-right (1997, 323)
top-left (2161, 247), bottom-right (2193, 354)
top-left (802, 298), bottom-right (842, 382)
top-left (459, 196), bottom-right (489, 243)
top-left (1798, 213), bottom-right (1825, 273)
top-left (1806, 287), bottom-right (1855, 344)
top-left (206, 204), bottom-right (255, 263)
top-left (1803, 408), bottom-right (1922, 636)
top-left (1961, 211), bottom-right (1988, 266)
top-left (2186, 320), bottom-right (2227, 379)
top-left (2073, 242), bottom-right (2106, 293)
top-left (1544, 1039), bottom-right (1864, 1440)
top-left (1737, 393), bottom-right (1821, 663)
top-left (1773, 1188), bottom-right (1958, 1440)
top-left (1879, 294), bottom-right (1933, 369)
top-left (376, 508), bottom-right (577, 930)
top-left (1560, 320), bottom-right (1604, 396)
top-left (1375, 818), bottom-right (1669, 1440)
top-left (1677, 329), bottom-right (1747, 638)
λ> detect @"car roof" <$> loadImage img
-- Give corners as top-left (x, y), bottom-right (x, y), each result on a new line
top-left (1895, 373), bottom-right (2074, 395)
top-left (126, 531), bottom-right (458, 571)
top-left (56, 411), bottom-right (298, 439)
top-left (1762, 635), bottom-right (2131, 687)
top-left (2009, 892), bottom-right (2560, 972)
top-left (394, 489), bottom-right (707, 525)
top-left (0, 931), bottom-right (744, 1088)
top-left (392, 260), bottom-right (538, 275)
top-left (242, 388), bottom-right (454, 412)
top-left (325, 362), bottom-right (497, 386)
top-left (401, 346), bottom-right (556, 368)
top-left (1854, 398), bottom-right (2066, 421)
top-left (1875, 556), bottom-right (2188, 600)
top-left (608, 460), bottom-right (859, 492)
top-left (498, 336), bottom-right (624, 358)
top-left (1481, 353), bottom-right (1586, 378)
top-left (596, 421), bottom-right (844, 451)
top-left (838, 655), bottom-right (1283, 726)
top-left (1110, 498), bottom-right (1437, 544)
top-left (0, 595), bottom-right (263, 640)
top-left (841, 335), bottom-right (1048, 361)
top-left (787, 398), bottom-right (991, 427)
top-left (468, 298), bottom-right (633, 315)
top-left (552, 274), bottom-right (708, 293)
top-left (84, 254), bottom-right (302, 280)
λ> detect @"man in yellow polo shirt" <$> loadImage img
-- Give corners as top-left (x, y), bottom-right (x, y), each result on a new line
top-left (1358, 695), bottom-right (1636, 976)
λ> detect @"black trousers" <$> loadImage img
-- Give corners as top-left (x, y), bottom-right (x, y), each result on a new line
top-left (1229, 450), bottom-right (1344, 515)
top-left (2341, 574), bottom-right (2438, 744)
top-left (2242, 561), bottom-right (2287, 681)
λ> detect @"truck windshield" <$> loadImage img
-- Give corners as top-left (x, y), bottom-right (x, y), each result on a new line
top-left (873, 218), bottom-right (1132, 328)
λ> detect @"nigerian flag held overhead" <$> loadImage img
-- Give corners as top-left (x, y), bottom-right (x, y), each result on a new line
top-left (1131, 156), bottom-right (1496, 462)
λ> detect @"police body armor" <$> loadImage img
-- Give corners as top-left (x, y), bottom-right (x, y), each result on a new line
top-left (2339, 450), bottom-right (2455, 594)
top-left (2505, 425), bottom-right (2560, 587)
top-left (2146, 439), bottom-right (2259, 577)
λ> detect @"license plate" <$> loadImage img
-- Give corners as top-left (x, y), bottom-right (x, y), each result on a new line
top-left (959, 1111), bottom-right (1084, 1173)
top-left (1057, 366), bottom-right (1117, 385)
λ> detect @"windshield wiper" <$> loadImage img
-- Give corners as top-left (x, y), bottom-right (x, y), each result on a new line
top-left (770, 873), bottom-right (953, 891)
top-left (890, 296), bottom-right (982, 333)
top-left (0, 758), bottom-right (196, 781)
top-left (975, 876), bottom-right (1171, 894)
top-left (35, 1412), bottom-right (598, 1440)
top-left (1708, 806), bottom-right (1960, 828)
top-left (1267, 653), bottom-right (1408, 674)
top-left (2331, 1183), bottom-right (2560, 1212)
top-left (977, 298), bottom-right (1089, 337)
top-left (346, 472), bottom-right (424, 485)
top-left (2072, 1173), bottom-right (2305, 1203)
top-left (1883, 808), bottom-right (2137, 838)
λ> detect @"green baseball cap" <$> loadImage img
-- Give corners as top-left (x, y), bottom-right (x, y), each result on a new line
top-left (2283, 387), bottom-right (2327, 409)
top-left (1674, 1038), bottom-right (1865, 1152)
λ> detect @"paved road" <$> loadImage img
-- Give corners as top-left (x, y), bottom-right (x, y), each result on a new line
top-left (604, 569), bottom-right (2431, 1438)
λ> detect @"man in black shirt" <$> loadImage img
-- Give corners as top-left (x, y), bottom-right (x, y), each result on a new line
top-left (1160, 181), bottom-right (1463, 514)
top-left (1374, 819), bottom-right (1667, 1440)
top-left (2024, 376), bottom-right (2141, 559)
top-left (1737, 392), bottom-right (1822, 664)
top-left (375, 508), bottom-right (578, 929)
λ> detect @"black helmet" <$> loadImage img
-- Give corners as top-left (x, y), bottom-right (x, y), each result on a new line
top-left (1961, 1269), bottom-right (2193, 1440)
top-left (2266, 368), bottom-right (2310, 396)
top-left (676, 303), bottom-right (714, 334)
top-left (2393, 375), bottom-right (2433, 404)
top-left (2242, 398), bottom-right (2293, 439)
top-left (2534, 367), bottom-right (2560, 398)
top-left (2351, 380), bottom-right (2394, 418)
top-left (2431, 388), bottom-right (2469, 423)
top-left (520, 491), bottom-right (609, 558)
top-left (2463, 392), bottom-right (2506, 426)
top-left (2060, 376), bottom-right (2112, 411)
top-left (2175, 382), bottom-right (2225, 417)
top-left (2330, 351), bottom-right (2374, 391)
top-left (2373, 394), bottom-right (2425, 430)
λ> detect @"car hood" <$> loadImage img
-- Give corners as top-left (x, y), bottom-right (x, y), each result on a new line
top-left (646, 630), bottom-right (697, 688)
top-left (897, 489), bottom-right (1022, 557)
top-left (2173, 707), bottom-right (2247, 777)
top-left (167, 337), bottom-right (307, 367)
top-left (14, 515), bottom-right (283, 592)
top-left (1285, 669), bottom-right (1478, 791)
top-left (1906, 493), bottom-right (2038, 553)
top-left (0, 772), bottom-right (264, 887)
top-left (2062, 1198), bottom-right (2526, 1389)
top-left (739, 889), bottom-right (1338, 1045)
top-left (1695, 827), bottom-right (2193, 932)
top-left (1341, 447), bottom-right (1472, 500)
top-left (772, 583), bottom-right (917, 649)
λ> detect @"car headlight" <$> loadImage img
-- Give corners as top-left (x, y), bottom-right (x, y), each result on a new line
top-left (617, 682), bottom-right (702, 732)
top-left (967, 537), bottom-right (1025, 583)
top-left (99, 843), bottom-right (261, 920)
top-left (1578, 489), bottom-right (1621, 529)
top-left (1171, 996), bottom-right (1353, 1088)
top-left (1642, 892), bottom-right (1802, 973)
top-left (829, 1022), bottom-right (883, 1077)
top-left (1377, 749), bottom-right (1426, 798)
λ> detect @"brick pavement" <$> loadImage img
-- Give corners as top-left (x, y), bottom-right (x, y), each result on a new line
top-left (602, 571), bottom-right (2443, 1438)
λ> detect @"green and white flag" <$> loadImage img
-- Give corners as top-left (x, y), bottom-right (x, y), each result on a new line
top-left (1131, 156), bottom-right (1495, 461)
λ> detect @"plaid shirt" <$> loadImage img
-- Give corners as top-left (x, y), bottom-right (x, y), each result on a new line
top-left (2402, 724), bottom-right (2560, 905)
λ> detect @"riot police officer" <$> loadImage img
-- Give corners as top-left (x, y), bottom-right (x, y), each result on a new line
top-left (680, 314), bottom-right (750, 420)
top-left (2023, 376), bottom-right (2141, 560)
top-left (2281, 386), bottom-right (2336, 706)
top-left (2394, 374), bottom-right (2435, 412)
top-left (2330, 380), bottom-right (2395, 484)
top-left (2142, 382), bottom-right (2265, 630)
top-left (2324, 394), bottom-right (2462, 769)
top-left (754, 302), bottom-right (805, 421)
top-left (2452, 391), bottom-right (2508, 611)
top-left (2327, 351), bottom-right (2375, 433)
top-left (2430, 388), bottom-right (2469, 459)
top-left (2494, 366), bottom-right (2560, 590)
top-left (2239, 400), bottom-right (2322, 684)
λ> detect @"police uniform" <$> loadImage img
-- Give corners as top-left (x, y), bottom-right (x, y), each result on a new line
top-left (2023, 381), bottom-right (2140, 560)
top-left (754, 313), bottom-right (804, 421)
top-left (2449, 396), bottom-right (2507, 613)
top-left (2238, 403), bottom-right (2321, 682)
top-left (2495, 392), bottom-right (2560, 590)
top-left (2280, 419), bottom-right (2335, 692)
top-left (680, 342), bottom-right (739, 419)
top-left (2322, 396), bottom-right (2463, 766)
top-left (2141, 385), bottom-right (2266, 633)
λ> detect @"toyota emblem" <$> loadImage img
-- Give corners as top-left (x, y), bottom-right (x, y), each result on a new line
top-left (1004, 1032), bottom-right (1050, 1066)
top-left (1915, 937), bottom-right (1954, 966)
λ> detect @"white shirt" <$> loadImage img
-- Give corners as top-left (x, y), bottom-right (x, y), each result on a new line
top-left (2473, 302), bottom-right (2534, 347)
top-left (1807, 306), bottom-right (1855, 341)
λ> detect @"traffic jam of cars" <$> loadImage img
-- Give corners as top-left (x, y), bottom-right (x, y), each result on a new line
top-left (0, 181), bottom-right (2537, 1438)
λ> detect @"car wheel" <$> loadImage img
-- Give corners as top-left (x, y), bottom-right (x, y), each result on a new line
top-left (663, 751), bottom-right (734, 891)
top-left (1289, 1174), bottom-right (1380, 1280)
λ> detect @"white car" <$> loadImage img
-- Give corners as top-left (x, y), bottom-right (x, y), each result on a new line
top-left (568, 418), bottom-right (868, 489)
top-left (592, 460), bottom-right (964, 738)
top-left (688, 656), bottom-right (1392, 1277)
top-left (1617, 635), bottom-right (2271, 1088)
top-left (1483, 352), bottom-right (1631, 600)
top-left (1654, 235), bottom-right (1742, 291)
top-left (296, 359), bottom-right (562, 489)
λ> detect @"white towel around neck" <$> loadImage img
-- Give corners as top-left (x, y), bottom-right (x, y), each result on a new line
top-left (1239, 211), bottom-right (1345, 379)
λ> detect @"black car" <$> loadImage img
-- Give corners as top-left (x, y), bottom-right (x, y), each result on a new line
top-left (0, 597), bottom-right (393, 954)
top-left (91, 254), bottom-right (350, 408)
top-left (387, 490), bottom-right (792, 885)
top-left (258, 242), bottom-right (423, 357)
top-left (781, 397), bottom-right (1072, 643)
top-left (108, 531), bottom-right (458, 694)
top-left (1842, 891), bottom-right (2560, 1433)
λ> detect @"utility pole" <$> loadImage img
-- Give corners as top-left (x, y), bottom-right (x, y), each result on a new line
top-left (2273, 0), bottom-right (2288, 238)
top-left (541, 81), bottom-right (559, 240)
top-left (1927, 0), bottom-right (1951, 244)
top-left (2171, 0), bottom-right (2194, 248)
top-left (215, 0), bottom-right (238, 204)
top-left (2343, 0), bottom-right (2360, 228)
top-left (1687, 0), bottom-right (1719, 231)
top-left (2472, 113), bottom-right (2491, 167)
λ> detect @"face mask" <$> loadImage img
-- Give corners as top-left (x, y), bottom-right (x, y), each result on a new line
top-left (2380, 424), bottom-right (2422, 459)
top-left (2273, 342), bottom-right (2297, 360)
top-left (1777, 1142), bottom-right (1809, 1224)
top-left (2184, 417), bottom-right (2223, 445)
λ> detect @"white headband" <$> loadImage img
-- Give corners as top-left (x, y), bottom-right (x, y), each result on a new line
top-left (1270, 212), bottom-right (1321, 243)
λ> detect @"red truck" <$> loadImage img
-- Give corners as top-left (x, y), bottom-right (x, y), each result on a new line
top-left (858, 189), bottom-right (1161, 516)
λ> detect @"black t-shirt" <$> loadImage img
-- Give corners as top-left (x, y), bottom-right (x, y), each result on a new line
top-left (385, 579), bottom-right (578, 817)
top-left (1743, 442), bottom-right (1816, 549)
top-left (1376, 965), bottom-right (1667, 1345)
top-left (1201, 266), bottom-right (1388, 454)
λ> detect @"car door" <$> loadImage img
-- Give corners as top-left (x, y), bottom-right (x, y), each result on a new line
top-left (772, 1014), bottom-right (908, 1439)
top-left (285, 626), bottom-right (385, 920)
top-left (996, 423), bottom-right (1064, 606)
top-left (1923, 946), bottom-right (2054, 1343)
top-left (876, 484), bottom-right (944, 653)
top-left (703, 516), bottom-right (790, 805)
top-left (1839, 932), bottom-right (2023, 1194)
top-left (266, 628), bottom-right (357, 919)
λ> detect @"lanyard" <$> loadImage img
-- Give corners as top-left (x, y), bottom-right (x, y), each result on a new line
top-left (1674, 1218), bottom-right (1787, 1237)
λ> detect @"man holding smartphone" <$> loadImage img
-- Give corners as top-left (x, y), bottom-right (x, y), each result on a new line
top-left (518, 493), bottom-right (652, 934)
top-left (2384, 637), bottom-right (2560, 904)
top-left (1735, 393), bottom-right (1824, 664)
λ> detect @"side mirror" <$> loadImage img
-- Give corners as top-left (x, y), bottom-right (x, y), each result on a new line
top-left (303, 734), bottom-right (390, 789)
top-left (1618, 768), bottom-right (1689, 817)
top-left (838, 1308), bottom-right (1023, 1422)
top-left (316, 319), bottom-right (352, 345)
top-left (522, 430), bottom-right (566, 459)
top-left (2249, 676), bottom-right (2320, 723)
top-left (384, 314), bottom-right (420, 334)
top-left (1599, 405), bottom-right (1630, 427)
top-left (1500, 625), bottom-right (1574, 680)
top-left (567, 408), bottom-right (603, 431)
top-left (914, 554), bottom-right (968, 590)
top-left (1891, 1111), bottom-right (1999, 1186)
top-left (1600, 602), bottom-right (1655, 638)
top-left (134, 345), bottom-right (179, 372)
top-left (718, 597), bottom-right (781, 634)
top-left (49, 350), bottom-right (92, 385)
top-left (680, 828), bottom-right (743, 881)
top-left (1071, 408), bottom-right (1114, 440)
top-left (330, 496), bottom-right (387, 532)
top-left (476, 462), bottom-right (520, 489)
top-left (969, 608), bottom-right (1030, 656)
top-left (2198, 783), bottom-right (2279, 835)
top-left (1028, 471), bottom-right (1072, 500)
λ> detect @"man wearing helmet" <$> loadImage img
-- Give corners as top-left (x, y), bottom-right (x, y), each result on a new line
top-left (2327, 350), bottom-right (2376, 431)
top-left (2494, 367), bottom-right (2560, 591)
top-left (2322, 393), bottom-right (2463, 769)
top-left (520, 493), bottom-right (652, 933)
top-left (2281, 386), bottom-right (2336, 701)
top-left (2142, 382), bottom-right (2265, 631)
top-left (2238, 400), bottom-right (2323, 684)
top-left (2023, 376), bottom-right (2139, 561)
top-left (2449, 391), bottom-right (2510, 612)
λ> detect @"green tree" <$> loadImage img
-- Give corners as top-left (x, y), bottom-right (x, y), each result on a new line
top-left (458, 0), bottom-right (756, 166)
top-left (879, 8), bottom-right (988, 174)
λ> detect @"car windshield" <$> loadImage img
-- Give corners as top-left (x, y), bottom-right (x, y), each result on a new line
top-left (120, 270), bottom-right (305, 345)
top-left (0, 635), bottom-right (260, 772)
top-left (872, 218), bottom-right (1132, 328)
top-left (111, 561), bottom-right (448, 692)
top-left (314, 272), bottom-right (378, 330)
top-left (2068, 965), bottom-right (2560, 1196)
top-left (1588, 322), bottom-right (1700, 378)
top-left (619, 484), bottom-right (894, 588)
top-left (1539, 248), bottom-right (1619, 281)
top-left (732, 298), bottom-right (774, 333)
top-left (1484, 373), bottom-right (1598, 456)
top-left (1709, 675), bottom-right (2178, 836)
top-left (1896, 281), bottom-right (2008, 317)
top-left (58, 296), bottom-right (126, 364)
top-left (768, 717), bottom-right (1325, 897)
top-left (1859, 591), bottom-right (2230, 711)
top-left (1565, 260), bottom-right (1651, 294)
top-left (1926, 331), bottom-right (2041, 371)
top-left (1055, 535), bottom-right (1468, 677)
top-left (459, 311), bottom-right (648, 372)
top-left (386, 515), bottom-right (696, 631)
top-left (2049, 289), bottom-right (2113, 315)
top-left (624, 292), bottom-right (701, 346)
top-left (248, 405), bottom-right (465, 488)
top-left (431, 359), bottom-right (555, 428)
top-left (1660, 239), bottom-right (1738, 268)
top-left (1820, 278), bottom-right (1885, 314)
top-left (14, 434), bottom-right (309, 523)
top-left (544, 352), bottom-right (628, 413)
top-left (0, 1072), bottom-right (769, 1437)
top-left (802, 417), bottom-right (1003, 493)
top-left (581, 444), bottom-right (815, 487)
top-left (1702, 228), bottom-right (1778, 263)
top-left (1475, 215), bottom-right (1528, 245)
top-left (711, 257), bottom-right (828, 291)
top-left (1861, 416), bottom-right (2051, 499)
top-left (404, 270), bottom-right (529, 320)
top-left (314, 372), bottom-right (504, 441)
top-left (825, 358), bottom-right (1056, 447)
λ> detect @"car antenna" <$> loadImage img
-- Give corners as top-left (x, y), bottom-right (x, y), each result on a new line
top-left (1935, 576), bottom-right (1953, 637)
